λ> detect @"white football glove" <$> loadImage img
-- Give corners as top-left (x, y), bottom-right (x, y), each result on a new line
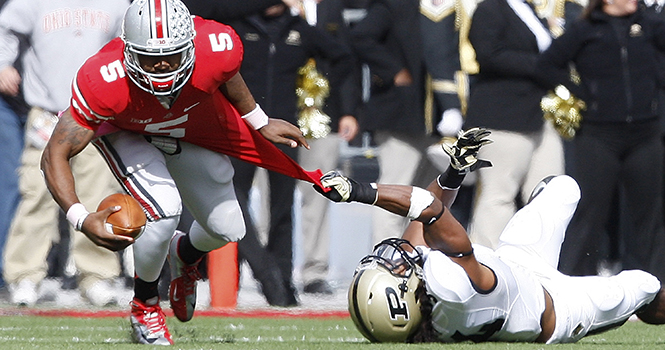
top-left (442, 127), bottom-right (493, 173)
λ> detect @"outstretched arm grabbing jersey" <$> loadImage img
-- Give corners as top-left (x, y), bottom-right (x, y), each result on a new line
top-left (316, 127), bottom-right (496, 290)
top-left (316, 128), bottom-right (665, 344)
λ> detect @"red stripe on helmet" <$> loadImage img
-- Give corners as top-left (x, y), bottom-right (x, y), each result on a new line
top-left (154, 0), bottom-right (165, 38)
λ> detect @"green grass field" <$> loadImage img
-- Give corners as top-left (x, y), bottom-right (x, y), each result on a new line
top-left (0, 314), bottom-right (663, 350)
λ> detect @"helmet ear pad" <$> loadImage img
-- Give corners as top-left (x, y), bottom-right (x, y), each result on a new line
top-left (121, 0), bottom-right (196, 96)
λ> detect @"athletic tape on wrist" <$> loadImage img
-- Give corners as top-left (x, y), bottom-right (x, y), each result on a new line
top-left (241, 104), bottom-right (269, 130)
top-left (407, 187), bottom-right (435, 220)
top-left (67, 203), bottom-right (90, 231)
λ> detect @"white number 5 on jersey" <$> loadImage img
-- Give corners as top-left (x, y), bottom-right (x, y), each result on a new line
top-left (209, 33), bottom-right (233, 52)
top-left (144, 114), bottom-right (188, 138)
top-left (100, 60), bottom-right (126, 82)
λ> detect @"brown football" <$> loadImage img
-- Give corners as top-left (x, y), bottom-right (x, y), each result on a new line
top-left (96, 193), bottom-right (146, 239)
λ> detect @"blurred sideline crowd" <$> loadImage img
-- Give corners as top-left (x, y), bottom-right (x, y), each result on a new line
top-left (2, 0), bottom-right (665, 310)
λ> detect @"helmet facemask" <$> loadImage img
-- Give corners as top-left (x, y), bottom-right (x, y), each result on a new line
top-left (348, 238), bottom-right (424, 343)
top-left (121, 0), bottom-right (196, 97)
top-left (362, 238), bottom-right (423, 279)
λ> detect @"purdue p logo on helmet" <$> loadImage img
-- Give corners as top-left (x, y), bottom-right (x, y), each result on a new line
top-left (348, 239), bottom-right (423, 342)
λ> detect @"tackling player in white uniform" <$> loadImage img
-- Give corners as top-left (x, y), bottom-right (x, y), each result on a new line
top-left (317, 127), bottom-right (665, 344)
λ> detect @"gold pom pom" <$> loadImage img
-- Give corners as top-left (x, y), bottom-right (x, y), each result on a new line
top-left (296, 59), bottom-right (331, 139)
top-left (541, 85), bottom-right (586, 139)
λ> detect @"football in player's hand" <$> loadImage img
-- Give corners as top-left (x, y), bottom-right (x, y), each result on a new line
top-left (96, 193), bottom-right (146, 239)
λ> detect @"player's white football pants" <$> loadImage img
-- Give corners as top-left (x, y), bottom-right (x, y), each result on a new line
top-left (94, 131), bottom-right (245, 282)
top-left (495, 175), bottom-right (660, 343)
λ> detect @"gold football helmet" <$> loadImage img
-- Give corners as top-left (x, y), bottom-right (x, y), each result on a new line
top-left (348, 238), bottom-right (423, 342)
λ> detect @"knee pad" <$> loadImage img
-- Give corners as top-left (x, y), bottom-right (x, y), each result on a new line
top-left (587, 271), bottom-right (660, 312)
top-left (587, 279), bottom-right (624, 312)
top-left (616, 270), bottom-right (661, 302)
top-left (190, 200), bottom-right (246, 251)
top-left (499, 208), bottom-right (543, 246)
top-left (535, 175), bottom-right (581, 207)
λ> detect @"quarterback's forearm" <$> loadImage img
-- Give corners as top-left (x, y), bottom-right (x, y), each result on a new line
top-left (41, 110), bottom-right (95, 211)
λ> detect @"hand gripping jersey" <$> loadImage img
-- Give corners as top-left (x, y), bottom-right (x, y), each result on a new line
top-left (421, 245), bottom-right (546, 342)
top-left (69, 16), bottom-right (323, 186)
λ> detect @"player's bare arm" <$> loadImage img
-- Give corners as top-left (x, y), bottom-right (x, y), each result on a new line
top-left (316, 128), bottom-right (496, 289)
top-left (220, 72), bottom-right (310, 149)
top-left (41, 109), bottom-right (133, 251)
top-left (398, 168), bottom-right (465, 248)
top-left (376, 183), bottom-right (495, 291)
top-left (317, 171), bottom-right (496, 291)
top-left (41, 109), bottom-right (94, 209)
top-left (401, 127), bottom-right (494, 262)
top-left (423, 172), bottom-right (460, 209)
top-left (218, 71), bottom-right (257, 114)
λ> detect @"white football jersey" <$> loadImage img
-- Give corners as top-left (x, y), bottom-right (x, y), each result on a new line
top-left (421, 244), bottom-right (545, 342)
top-left (417, 176), bottom-right (661, 344)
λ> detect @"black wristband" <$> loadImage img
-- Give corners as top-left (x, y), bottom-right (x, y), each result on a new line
top-left (437, 167), bottom-right (466, 189)
top-left (349, 180), bottom-right (378, 204)
top-left (444, 249), bottom-right (474, 258)
top-left (425, 206), bottom-right (446, 225)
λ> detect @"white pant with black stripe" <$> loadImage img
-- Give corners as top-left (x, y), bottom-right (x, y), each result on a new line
top-left (93, 131), bottom-right (245, 282)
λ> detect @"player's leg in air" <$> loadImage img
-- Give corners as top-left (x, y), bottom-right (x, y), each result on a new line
top-left (164, 142), bottom-right (245, 322)
top-left (495, 175), bottom-right (580, 276)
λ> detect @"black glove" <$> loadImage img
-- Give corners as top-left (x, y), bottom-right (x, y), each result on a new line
top-left (314, 170), bottom-right (377, 204)
top-left (442, 127), bottom-right (493, 173)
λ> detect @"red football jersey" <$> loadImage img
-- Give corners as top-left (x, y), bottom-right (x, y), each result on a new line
top-left (70, 17), bottom-right (322, 185)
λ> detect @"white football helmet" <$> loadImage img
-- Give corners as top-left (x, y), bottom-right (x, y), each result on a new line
top-left (348, 238), bottom-right (423, 342)
top-left (122, 0), bottom-right (196, 96)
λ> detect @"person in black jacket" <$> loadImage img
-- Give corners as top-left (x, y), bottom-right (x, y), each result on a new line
top-left (642, 0), bottom-right (665, 275)
top-left (464, 0), bottom-right (565, 249)
top-left (349, 0), bottom-right (444, 245)
top-left (295, 0), bottom-right (363, 296)
top-left (537, 0), bottom-right (665, 281)
top-left (229, 3), bottom-right (354, 306)
top-left (183, 0), bottom-right (282, 22)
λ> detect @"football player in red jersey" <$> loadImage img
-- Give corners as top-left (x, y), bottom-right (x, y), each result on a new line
top-left (40, 0), bottom-right (321, 345)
